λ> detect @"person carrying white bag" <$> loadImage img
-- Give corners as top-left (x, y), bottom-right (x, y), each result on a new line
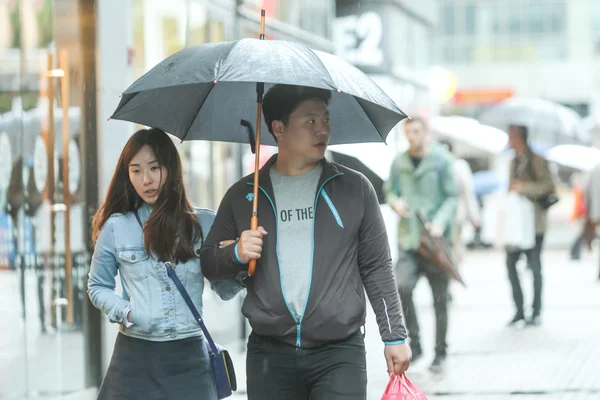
top-left (505, 192), bottom-right (536, 251)
top-left (505, 125), bottom-right (556, 327)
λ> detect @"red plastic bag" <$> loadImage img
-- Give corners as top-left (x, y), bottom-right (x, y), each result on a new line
top-left (381, 374), bottom-right (427, 400)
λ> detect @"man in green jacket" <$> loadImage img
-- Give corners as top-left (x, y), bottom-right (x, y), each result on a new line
top-left (384, 117), bottom-right (458, 372)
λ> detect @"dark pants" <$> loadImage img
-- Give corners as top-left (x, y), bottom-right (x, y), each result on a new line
top-left (396, 251), bottom-right (449, 355)
top-left (246, 330), bottom-right (367, 400)
top-left (506, 234), bottom-right (545, 316)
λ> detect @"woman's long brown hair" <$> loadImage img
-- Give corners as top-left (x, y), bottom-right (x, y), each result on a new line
top-left (92, 128), bottom-right (201, 263)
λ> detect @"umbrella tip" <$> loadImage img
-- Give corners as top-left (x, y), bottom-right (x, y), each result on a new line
top-left (107, 117), bottom-right (111, 121)
top-left (336, 89), bottom-right (341, 93)
top-left (119, 93), bottom-right (122, 97)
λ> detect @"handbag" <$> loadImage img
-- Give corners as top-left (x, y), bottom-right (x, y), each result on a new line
top-left (133, 211), bottom-right (236, 399)
top-left (535, 192), bottom-right (559, 210)
top-left (165, 262), bottom-right (237, 399)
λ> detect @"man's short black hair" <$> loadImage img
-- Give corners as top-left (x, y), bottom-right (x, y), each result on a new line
top-left (262, 84), bottom-right (332, 139)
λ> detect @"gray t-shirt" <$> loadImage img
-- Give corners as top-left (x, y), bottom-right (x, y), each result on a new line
top-left (269, 163), bottom-right (322, 320)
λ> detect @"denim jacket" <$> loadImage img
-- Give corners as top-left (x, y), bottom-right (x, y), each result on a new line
top-left (87, 203), bottom-right (244, 341)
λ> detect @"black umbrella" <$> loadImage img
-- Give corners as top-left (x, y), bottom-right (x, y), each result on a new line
top-left (110, 10), bottom-right (408, 275)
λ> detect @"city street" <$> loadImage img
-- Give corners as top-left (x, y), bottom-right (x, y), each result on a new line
top-left (2, 247), bottom-right (599, 399)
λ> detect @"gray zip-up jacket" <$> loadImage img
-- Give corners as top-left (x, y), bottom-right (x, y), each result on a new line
top-left (200, 155), bottom-right (407, 348)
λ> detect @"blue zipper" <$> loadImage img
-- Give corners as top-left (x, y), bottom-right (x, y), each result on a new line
top-left (296, 173), bottom-right (343, 347)
top-left (246, 183), bottom-right (298, 328)
top-left (321, 190), bottom-right (344, 228)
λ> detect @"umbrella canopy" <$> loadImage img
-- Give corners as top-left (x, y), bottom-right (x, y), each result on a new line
top-left (472, 170), bottom-right (506, 197)
top-left (545, 144), bottom-right (600, 171)
top-left (430, 116), bottom-right (508, 154)
top-left (111, 13), bottom-right (408, 277)
top-left (479, 97), bottom-right (589, 147)
top-left (111, 38), bottom-right (407, 146)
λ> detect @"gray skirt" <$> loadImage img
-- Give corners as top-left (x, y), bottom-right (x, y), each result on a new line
top-left (97, 333), bottom-right (217, 400)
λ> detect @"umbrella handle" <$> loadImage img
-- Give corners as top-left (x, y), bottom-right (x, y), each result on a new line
top-left (248, 216), bottom-right (258, 276)
top-left (248, 10), bottom-right (265, 277)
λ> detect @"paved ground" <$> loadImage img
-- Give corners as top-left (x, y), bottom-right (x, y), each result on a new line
top-left (2, 247), bottom-right (599, 399)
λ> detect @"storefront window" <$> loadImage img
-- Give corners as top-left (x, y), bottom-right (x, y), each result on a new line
top-left (131, 0), bottom-right (237, 210)
top-left (1, 0), bottom-right (91, 397)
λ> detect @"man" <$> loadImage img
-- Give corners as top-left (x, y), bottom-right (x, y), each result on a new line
top-left (200, 84), bottom-right (411, 400)
top-left (506, 125), bottom-right (555, 326)
top-left (384, 118), bottom-right (457, 372)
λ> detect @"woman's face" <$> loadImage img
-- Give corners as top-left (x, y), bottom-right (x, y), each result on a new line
top-left (128, 145), bottom-right (168, 205)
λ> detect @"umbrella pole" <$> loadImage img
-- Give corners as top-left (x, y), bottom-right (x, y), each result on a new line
top-left (248, 10), bottom-right (266, 277)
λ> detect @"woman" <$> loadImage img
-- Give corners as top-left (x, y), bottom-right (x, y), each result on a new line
top-left (88, 128), bottom-right (242, 399)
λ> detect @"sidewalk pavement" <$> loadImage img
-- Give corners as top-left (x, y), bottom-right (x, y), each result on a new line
top-left (3, 247), bottom-right (599, 399)
top-left (226, 248), bottom-right (600, 400)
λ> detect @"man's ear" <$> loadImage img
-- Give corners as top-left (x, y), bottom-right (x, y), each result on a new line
top-left (272, 120), bottom-right (285, 141)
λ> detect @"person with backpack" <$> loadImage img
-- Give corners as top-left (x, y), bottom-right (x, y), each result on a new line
top-left (384, 117), bottom-right (458, 372)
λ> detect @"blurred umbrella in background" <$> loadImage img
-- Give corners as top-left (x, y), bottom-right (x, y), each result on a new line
top-left (472, 170), bottom-right (505, 198)
top-left (479, 97), bottom-right (590, 148)
top-left (545, 144), bottom-right (600, 171)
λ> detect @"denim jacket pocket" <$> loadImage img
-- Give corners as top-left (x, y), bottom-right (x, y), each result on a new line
top-left (117, 249), bottom-right (150, 281)
top-left (117, 249), bottom-right (156, 333)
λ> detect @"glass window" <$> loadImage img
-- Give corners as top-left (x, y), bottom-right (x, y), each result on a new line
top-left (465, 4), bottom-right (476, 35)
top-left (443, 5), bottom-right (455, 35)
top-left (1, 0), bottom-right (95, 396)
top-left (594, 1), bottom-right (600, 36)
top-left (442, 44), bottom-right (455, 64)
top-left (508, 6), bottom-right (521, 34)
top-left (549, 2), bottom-right (566, 33)
top-left (529, 3), bottom-right (545, 34)
top-left (491, 4), bottom-right (507, 35)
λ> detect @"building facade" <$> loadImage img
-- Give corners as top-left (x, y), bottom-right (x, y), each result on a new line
top-left (437, 0), bottom-right (600, 121)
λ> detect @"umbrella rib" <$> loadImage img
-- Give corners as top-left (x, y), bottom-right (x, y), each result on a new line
top-left (110, 93), bottom-right (138, 119)
top-left (180, 83), bottom-right (216, 142)
top-left (350, 96), bottom-right (388, 143)
top-left (307, 49), bottom-right (337, 90)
